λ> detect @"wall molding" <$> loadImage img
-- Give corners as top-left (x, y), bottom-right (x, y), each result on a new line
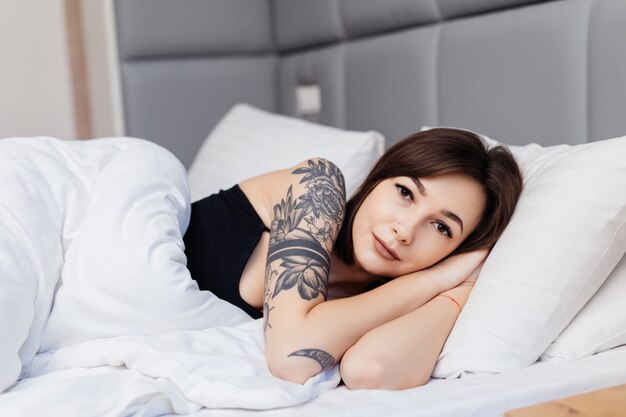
top-left (65, 0), bottom-right (92, 139)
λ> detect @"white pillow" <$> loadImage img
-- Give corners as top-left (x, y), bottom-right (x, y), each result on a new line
top-left (426, 129), bottom-right (626, 377)
top-left (541, 252), bottom-right (626, 361)
top-left (187, 104), bottom-right (385, 202)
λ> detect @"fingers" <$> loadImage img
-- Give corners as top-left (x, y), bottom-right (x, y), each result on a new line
top-left (439, 249), bottom-right (487, 273)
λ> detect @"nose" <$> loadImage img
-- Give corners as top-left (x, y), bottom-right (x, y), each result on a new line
top-left (392, 218), bottom-right (416, 245)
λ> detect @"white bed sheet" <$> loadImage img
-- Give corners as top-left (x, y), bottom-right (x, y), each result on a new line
top-left (183, 345), bottom-right (626, 417)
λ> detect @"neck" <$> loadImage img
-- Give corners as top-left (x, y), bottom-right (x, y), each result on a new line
top-left (329, 252), bottom-right (378, 287)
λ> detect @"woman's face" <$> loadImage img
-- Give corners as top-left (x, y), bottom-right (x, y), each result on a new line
top-left (351, 174), bottom-right (486, 278)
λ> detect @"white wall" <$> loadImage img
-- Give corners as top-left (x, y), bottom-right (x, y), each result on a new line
top-left (0, 0), bottom-right (77, 139)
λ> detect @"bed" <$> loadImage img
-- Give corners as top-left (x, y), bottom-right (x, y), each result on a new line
top-left (1, 0), bottom-right (625, 416)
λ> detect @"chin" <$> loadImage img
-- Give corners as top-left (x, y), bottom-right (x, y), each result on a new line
top-left (355, 254), bottom-right (395, 278)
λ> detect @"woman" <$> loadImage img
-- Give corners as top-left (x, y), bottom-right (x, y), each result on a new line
top-left (183, 128), bottom-right (523, 390)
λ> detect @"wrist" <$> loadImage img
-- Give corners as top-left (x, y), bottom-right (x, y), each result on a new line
top-left (393, 270), bottom-right (444, 313)
top-left (418, 269), bottom-right (446, 300)
top-left (439, 284), bottom-right (473, 307)
top-left (417, 267), bottom-right (451, 296)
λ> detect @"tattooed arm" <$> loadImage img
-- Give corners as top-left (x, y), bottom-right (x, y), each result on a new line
top-left (260, 158), bottom-right (344, 382)
top-left (259, 158), bottom-right (482, 384)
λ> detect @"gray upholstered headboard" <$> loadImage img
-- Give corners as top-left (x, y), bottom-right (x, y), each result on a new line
top-left (113, 0), bottom-right (626, 167)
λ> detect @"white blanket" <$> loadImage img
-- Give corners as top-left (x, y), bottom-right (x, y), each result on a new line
top-left (0, 137), bottom-right (339, 415)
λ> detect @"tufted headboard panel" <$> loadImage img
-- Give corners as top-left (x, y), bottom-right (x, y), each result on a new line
top-left (114, 0), bottom-right (626, 166)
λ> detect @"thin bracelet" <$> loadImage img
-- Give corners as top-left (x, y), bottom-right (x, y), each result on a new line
top-left (438, 294), bottom-right (462, 311)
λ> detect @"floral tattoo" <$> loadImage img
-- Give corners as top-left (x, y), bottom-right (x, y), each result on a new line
top-left (263, 265), bottom-right (277, 332)
top-left (266, 159), bottom-right (345, 302)
top-left (293, 160), bottom-right (345, 221)
top-left (264, 159), bottom-right (345, 369)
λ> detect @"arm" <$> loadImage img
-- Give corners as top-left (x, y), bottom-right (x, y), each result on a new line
top-left (339, 264), bottom-right (482, 390)
top-left (263, 158), bottom-right (484, 384)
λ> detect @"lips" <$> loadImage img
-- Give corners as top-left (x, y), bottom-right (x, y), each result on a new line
top-left (373, 234), bottom-right (400, 261)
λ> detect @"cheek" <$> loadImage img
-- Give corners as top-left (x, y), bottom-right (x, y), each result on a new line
top-left (351, 222), bottom-right (371, 261)
top-left (405, 230), bottom-right (456, 269)
top-left (349, 214), bottom-right (367, 263)
top-left (351, 203), bottom-right (373, 237)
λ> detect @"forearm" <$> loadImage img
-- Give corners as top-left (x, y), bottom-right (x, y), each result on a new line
top-left (340, 284), bottom-right (473, 390)
top-left (266, 250), bottom-right (485, 384)
top-left (308, 272), bottom-right (440, 347)
top-left (265, 270), bottom-right (439, 383)
top-left (392, 285), bottom-right (472, 385)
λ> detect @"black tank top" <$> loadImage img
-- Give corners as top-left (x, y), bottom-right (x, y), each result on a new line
top-left (183, 185), bottom-right (268, 319)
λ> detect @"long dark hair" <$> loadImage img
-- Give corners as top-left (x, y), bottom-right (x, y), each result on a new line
top-left (334, 128), bottom-right (523, 265)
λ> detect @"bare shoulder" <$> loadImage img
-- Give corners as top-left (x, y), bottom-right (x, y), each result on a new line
top-left (240, 158), bottom-right (346, 228)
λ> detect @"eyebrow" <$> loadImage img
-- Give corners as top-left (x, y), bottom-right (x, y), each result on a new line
top-left (411, 177), bottom-right (465, 234)
top-left (411, 177), bottom-right (427, 196)
top-left (441, 209), bottom-right (464, 234)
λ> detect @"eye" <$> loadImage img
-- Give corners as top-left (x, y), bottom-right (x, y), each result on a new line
top-left (433, 221), bottom-right (453, 239)
top-left (395, 184), bottom-right (413, 201)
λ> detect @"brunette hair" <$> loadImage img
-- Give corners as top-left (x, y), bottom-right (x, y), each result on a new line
top-left (335, 128), bottom-right (523, 265)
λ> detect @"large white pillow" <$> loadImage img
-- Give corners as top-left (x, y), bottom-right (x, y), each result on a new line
top-left (187, 104), bottom-right (385, 202)
top-left (480, 133), bottom-right (626, 363)
top-left (541, 252), bottom-right (626, 361)
top-left (428, 131), bottom-right (626, 377)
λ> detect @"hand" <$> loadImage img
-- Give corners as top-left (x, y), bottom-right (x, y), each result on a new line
top-left (437, 260), bottom-right (485, 310)
top-left (460, 261), bottom-right (484, 287)
top-left (426, 249), bottom-right (489, 293)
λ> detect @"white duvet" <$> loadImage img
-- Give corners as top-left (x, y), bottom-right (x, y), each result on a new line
top-left (0, 137), bottom-right (339, 416)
